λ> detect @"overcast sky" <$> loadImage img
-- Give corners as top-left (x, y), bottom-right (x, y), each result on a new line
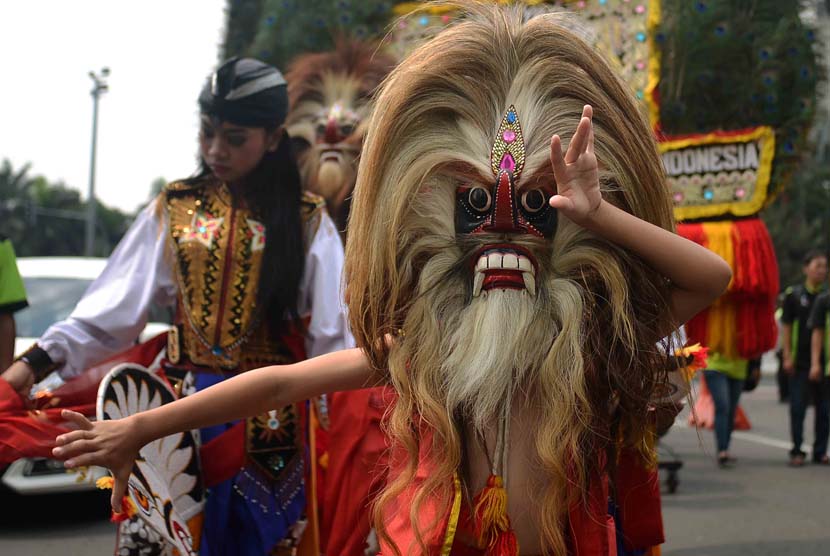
top-left (0, 0), bottom-right (226, 213)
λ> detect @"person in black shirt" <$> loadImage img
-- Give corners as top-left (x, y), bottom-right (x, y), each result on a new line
top-left (781, 250), bottom-right (828, 466)
top-left (807, 282), bottom-right (830, 465)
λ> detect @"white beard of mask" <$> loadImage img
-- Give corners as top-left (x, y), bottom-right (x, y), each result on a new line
top-left (441, 288), bottom-right (538, 431)
top-left (315, 157), bottom-right (346, 199)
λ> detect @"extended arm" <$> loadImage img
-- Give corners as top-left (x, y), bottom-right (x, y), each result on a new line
top-left (2, 201), bottom-right (177, 397)
top-left (549, 105), bottom-right (732, 326)
top-left (53, 348), bottom-right (375, 510)
top-left (38, 201), bottom-right (177, 377)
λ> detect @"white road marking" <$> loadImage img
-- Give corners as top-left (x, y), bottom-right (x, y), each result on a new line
top-left (673, 421), bottom-right (793, 451)
top-left (730, 430), bottom-right (792, 451)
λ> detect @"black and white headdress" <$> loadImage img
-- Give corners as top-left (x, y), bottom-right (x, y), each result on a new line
top-left (198, 57), bottom-right (288, 127)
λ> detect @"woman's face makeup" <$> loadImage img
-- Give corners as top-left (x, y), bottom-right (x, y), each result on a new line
top-left (198, 116), bottom-right (279, 183)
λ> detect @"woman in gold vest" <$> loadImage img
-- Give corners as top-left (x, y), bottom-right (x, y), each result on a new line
top-left (4, 58), bottom-right (352, 555)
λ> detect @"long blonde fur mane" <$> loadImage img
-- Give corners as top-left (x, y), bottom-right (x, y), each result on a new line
top-left (346, 3), bottom-right (675, 554)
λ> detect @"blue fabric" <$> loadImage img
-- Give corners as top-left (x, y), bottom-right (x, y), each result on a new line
top-left (194, 372), bottom-right (306, 556)
top-left (704, 370), bottom-right (743, 453)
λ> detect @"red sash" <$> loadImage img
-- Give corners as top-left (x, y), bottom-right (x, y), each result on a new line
top-left (0, 333), bottom-right (168, 464)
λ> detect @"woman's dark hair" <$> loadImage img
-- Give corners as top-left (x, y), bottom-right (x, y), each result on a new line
top-left (189, 128), bottom-right (305, 334)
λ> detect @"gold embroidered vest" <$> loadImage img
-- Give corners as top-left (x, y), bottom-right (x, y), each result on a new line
top-left (164, 179), bottom-right (325, 371)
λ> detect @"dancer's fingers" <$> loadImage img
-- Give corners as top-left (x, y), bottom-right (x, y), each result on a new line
top-left (54, 428), bottom-right (92, 448)
top-left (112, 469), bottom-right (131, 513)
top-left (565, 117), bottom-right (592, 164)
top-left (62, 409), bottom-right (94, 430)
top-left (550, 135), bottom-right (568, 182)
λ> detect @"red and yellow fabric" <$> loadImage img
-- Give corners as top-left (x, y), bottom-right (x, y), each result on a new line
top-left (678, 218), bottom-right (778, 359)
top-left (379, 427), bottom-right (664, 556)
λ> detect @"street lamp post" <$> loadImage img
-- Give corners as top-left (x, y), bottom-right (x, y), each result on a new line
top-left (85, 67), bottom-right (109, 257)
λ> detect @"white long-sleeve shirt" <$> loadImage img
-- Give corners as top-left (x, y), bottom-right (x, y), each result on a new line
top-left (39, 199), bottom-right (353, 379)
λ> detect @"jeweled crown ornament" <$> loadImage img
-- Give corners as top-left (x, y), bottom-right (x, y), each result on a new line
top-left (490, 105), bottom-right (526, 180)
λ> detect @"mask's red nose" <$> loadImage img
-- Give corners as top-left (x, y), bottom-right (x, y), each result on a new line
top-left (483, 170), bottom-right (523, 233)
top-left (323, 117), bottom-right (343, 144)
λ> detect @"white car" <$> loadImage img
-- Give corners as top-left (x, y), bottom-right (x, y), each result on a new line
top-left (2, 256), bottom-right (172, 495)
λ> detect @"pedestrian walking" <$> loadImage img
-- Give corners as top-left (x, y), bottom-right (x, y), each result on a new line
top-left (703, 353), bottom-right (748, 466)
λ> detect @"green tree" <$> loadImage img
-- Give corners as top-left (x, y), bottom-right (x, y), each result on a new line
top-left (0, 160), bottom-right (34, 243)
top-left (0, 159), bottom-right (133, 258)
top-left (763, 151), bottom-right (830, 287)
top-left (222, 0), bottom-right (393, 69)
top-left (657, 0), bottom-right (821, 200)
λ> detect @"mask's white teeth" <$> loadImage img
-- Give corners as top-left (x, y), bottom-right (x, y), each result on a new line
top-left (503, 253), bottom-right (519, 270)
top-left (473, 271), bottom-right (485, 297)
top-left (476, 256), bottom-right (488, 271)
top-left (522, 271), bottom-right (536, 296)
top-left (487, 252), bottom-right (502, 270)
top-left (518, 255), bottom-right (533, 274)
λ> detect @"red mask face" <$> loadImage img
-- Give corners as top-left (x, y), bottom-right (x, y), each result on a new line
top-left (454, 106), bottom-right (557, 297)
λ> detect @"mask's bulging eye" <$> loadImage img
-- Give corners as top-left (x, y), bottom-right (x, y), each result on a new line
top-left (468, 186), bottom-right (492, 213)
top-left (521, 189), bottom-right (546, 214)
top-left (340, 123), bottom-right (355, 137)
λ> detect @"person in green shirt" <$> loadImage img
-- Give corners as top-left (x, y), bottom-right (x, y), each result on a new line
top-left (0, 236), bottom-right (28, 370)
top-left (703, 352), bottom-right (748, 467)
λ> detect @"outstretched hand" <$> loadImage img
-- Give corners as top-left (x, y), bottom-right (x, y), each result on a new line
top-left (53, 410), bottom-right (140, 513)
top-left (549, 105), bottom-right (602, 226)
top-left (1, 361), bottom-right (35, 401)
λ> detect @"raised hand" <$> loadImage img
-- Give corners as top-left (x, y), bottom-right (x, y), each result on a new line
top-left (53, 410), bottom-right (140, 512)
top-left (548, 105), bottom-right (601, 226)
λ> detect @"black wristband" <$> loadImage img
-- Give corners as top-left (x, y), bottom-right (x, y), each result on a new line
top-left (16, 344), bottom-right (57, 382)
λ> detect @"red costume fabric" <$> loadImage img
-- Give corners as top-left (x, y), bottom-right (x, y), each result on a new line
top-left (378, 427), bottom-right (664, 556)
top-left (322, 387), bottom-right (392, 555)
top-left (0, 333), bottom-right (168, 465)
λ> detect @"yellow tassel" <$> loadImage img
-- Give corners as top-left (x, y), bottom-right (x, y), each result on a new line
top-left (474, 475), bottom-right (510, 548)
top-left (96, 476), bottom-right (114, 490)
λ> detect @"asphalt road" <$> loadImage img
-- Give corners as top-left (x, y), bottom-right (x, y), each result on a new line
top-left (0, 488), bottom-right (114, 555)
top-left (1, 376), bottom-right (827, 555)
top-left (661, 376), bottom-right (830, 555)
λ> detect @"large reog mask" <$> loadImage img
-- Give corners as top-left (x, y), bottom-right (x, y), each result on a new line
top-left (346, 6), bottom-right (674, 554)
